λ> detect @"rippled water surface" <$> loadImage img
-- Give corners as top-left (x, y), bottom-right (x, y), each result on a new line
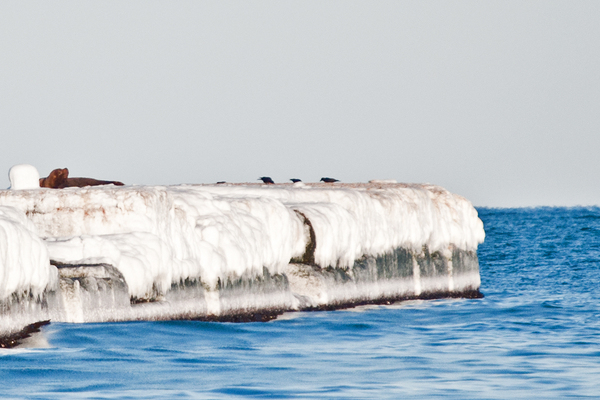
top-left (2, 207), bottom-right (600, 399)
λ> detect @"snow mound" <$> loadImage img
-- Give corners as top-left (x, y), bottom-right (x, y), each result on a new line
top-left (8, 164), bottom-right (40, 190)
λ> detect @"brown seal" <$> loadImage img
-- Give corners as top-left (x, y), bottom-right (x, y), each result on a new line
top-left (39, 168), bottom-right (124, 188)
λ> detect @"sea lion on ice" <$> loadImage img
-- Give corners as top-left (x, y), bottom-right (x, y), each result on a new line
top-left (39, 168), bottom-right (124, 188)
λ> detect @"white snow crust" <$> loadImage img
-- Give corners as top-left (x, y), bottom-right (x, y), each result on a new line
top-left (0, 183), bottom-right (484, 301)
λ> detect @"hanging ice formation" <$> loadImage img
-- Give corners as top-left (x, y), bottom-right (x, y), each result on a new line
top-left (0, 179), bottom-right (485, 341)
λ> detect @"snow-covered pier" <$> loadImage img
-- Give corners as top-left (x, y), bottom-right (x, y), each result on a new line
top-left (0, 181), bottom-right (485, 341)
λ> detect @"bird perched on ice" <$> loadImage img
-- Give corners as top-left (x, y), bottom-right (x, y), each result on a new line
top-left (290, 179), bottom-right (302, 183)
top-left (320, 177), bottom-right (339, 183)
top-left (258, 177), bottom-right (274, 184)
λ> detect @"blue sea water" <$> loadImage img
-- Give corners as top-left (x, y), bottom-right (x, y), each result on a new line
top-left (1, 207), bottom-right (600, 399)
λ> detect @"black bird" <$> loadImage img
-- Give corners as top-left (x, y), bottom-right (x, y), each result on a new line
top-left (290, 179), bottom-right (302, 183)
top-left (320, 177), bottom-right (339, 183)
top-left (259, 177), bottom-right (274, 184)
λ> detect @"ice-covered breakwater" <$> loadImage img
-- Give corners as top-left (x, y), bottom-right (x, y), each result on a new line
top-left (0, 182), bottom-right (485, 341)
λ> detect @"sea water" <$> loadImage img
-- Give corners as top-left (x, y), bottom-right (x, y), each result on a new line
top-left (1, 207), bottom-right (599, 399)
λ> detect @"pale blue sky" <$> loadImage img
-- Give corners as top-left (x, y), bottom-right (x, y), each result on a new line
top-left (1, 1), bottom-right (599, 207)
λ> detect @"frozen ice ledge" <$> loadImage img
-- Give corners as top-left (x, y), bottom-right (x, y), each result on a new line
top-left (0, 182), bottom-right (485, 343)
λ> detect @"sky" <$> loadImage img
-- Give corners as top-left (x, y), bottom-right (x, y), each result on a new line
top-left (1, 1), bottom-right (598, 208)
